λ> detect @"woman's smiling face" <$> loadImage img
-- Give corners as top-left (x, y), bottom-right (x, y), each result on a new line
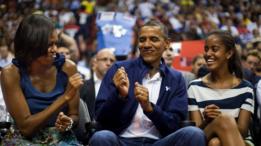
top-left (204, 34), bottom-right (232, 72)
top-left (35, 30), bottom-right (58, 66)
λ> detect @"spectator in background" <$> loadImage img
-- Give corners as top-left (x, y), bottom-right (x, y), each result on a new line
top-left (191, 54), bottom-right (206, 78)
top-left (76, 48), bottom-right (116, 144)
top-left (57, 31), bottom-right (80, 63)
top-left (89, 19), bottom-right (206, 146)
top-left (57, 39), bottom-right (72, 59)
top-left (188, 31), bottom-right (254, 146)
top-left (244, 49), bottom-right (261, 86)
top-left (0, 14), bottom-right (83, 145)
top-left (57, 31), bottom-right (91, 80)
top-left (252, 66), bottom-right (261, 146)
top-left (245, 50), bottom-right (260, 73)
top-left (162, 47), bottom-right (175, 68)
top-left (80, 48), bottom-right (116, 121)
top-left (0, 37), bottom-right (13, 68)
top-left (221, 19), bottom-right (239, 38)
top-left (77, 48), bottom-right (116, 144)
top-left (137, 0), bottom-right (155, 20)
top-left (162, 47), bottom-right (195, 87)
top-left (252, 38), bottom-right (261, 52)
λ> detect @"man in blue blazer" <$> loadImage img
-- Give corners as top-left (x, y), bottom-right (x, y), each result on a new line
top-left (89, 19), bottom-right (206, 146)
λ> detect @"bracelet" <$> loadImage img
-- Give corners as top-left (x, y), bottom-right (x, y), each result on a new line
top-left (65, 118), bottom-right (73, 131)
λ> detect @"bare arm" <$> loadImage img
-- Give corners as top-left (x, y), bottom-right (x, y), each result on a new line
top-left (191, 106), bottom-right (251, 138)
top-left (59, 32), bottom-right (79, 62)
top-left (237, 109), bottom-right (251, 138)
top-left (189, 110), bottom-right (204, 128)
top-left (1, 61), bottom-right (82, 137)
top-left (61, 59), bottom-right (83, 128)
top-left (190, 104), bottom-right (221, 129)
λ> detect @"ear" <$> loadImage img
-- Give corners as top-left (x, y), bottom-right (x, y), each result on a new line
top-left (226, 50), bottom-right (234, 59)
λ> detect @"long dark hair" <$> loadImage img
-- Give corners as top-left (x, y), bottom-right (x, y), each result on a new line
top-left (207, 30), bottom-right (243, 79)
top-left (14, 14), bottom-right (55, 66)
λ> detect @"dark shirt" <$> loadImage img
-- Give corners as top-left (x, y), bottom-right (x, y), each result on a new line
top-left (12, 54), bottom-right (68, 126)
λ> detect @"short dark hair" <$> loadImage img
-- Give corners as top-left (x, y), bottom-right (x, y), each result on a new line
top-left (14, 14), bottom-right (55, 66)
top-left (139, 19), bottom-right (169, 39)
top-left (246, 49), bottom-right (261, 62)
top-left (57, 37), bottom-right (69, 49)
top-left (207, 30), bottom-right (243, 78)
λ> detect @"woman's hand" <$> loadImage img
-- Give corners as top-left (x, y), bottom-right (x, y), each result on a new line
top-left (203, 104), bottom-right (221, 123)
top-left (55, 112), bottom-right (74, 132)
top-left (64, 73), bottom-right (83, 101)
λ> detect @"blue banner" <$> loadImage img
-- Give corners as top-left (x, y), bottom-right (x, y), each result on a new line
top-left (96, 12), bottom-right (136, 56)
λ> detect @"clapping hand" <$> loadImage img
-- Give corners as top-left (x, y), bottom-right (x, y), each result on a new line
top-left (64, 73), bottom-right (83, 101)
top-left (134, 82), bottom-right (152, 112)
top-left (113, 67), bottom-right (129, 98)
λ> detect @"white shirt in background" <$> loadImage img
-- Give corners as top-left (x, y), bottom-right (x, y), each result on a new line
top-left (93, 73), bottom-right (102, 98)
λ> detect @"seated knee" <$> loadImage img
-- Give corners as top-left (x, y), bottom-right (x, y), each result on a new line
top-left (208, 137), bottom-right (221, 146)
top-left (214, 115), bottom-right (237, 131)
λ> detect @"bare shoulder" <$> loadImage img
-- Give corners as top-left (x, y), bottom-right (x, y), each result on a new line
top-left (1, 64), bottom-right (20, 83)
top-left (62, 59), bottom-right (77, 76)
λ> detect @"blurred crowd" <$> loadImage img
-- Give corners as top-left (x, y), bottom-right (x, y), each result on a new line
top-left (0, 0), bottom-right (260, 145)
top-left (0, 0), bottom-right (260, 78)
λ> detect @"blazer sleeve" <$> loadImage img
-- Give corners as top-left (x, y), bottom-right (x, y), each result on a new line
top-left (95, 64), bottom-right (129, 126)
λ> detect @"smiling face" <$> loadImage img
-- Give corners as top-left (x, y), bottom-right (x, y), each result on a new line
top-left (138, 26), bottom-right (169, 67)
top-left (35, 30), bottom-right (58, 66)
top-left (204, 34), bottom-right (233, 72)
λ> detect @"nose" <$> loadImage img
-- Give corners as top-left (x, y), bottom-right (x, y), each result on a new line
top-left (205, 48), bottom-right (214, 57)
top-left (48, 44), bottom-right (58, 55)
top-left (166, 50), bottom-right (172, 56)
top-left (250, 64), bottom-right (255, 71)
top-left (143, 39), bottom-right (152, 48)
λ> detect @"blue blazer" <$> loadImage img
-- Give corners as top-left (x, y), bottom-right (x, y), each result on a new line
top-left (95, 57), bottom-right (188, 137)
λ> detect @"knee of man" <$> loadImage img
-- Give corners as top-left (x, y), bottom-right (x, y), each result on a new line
top-left (89, 130), bottom-right (117, 141)
top-left (181, 126), bottom-right (206, 145)
top-left (182, 126), bottom-right (206, 138)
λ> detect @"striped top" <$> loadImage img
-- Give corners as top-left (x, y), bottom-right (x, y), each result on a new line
top-left (188, 78), bottom-right (254, 119)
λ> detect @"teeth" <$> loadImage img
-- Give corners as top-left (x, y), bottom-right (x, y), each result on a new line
top-left (207, 59), bottom-right (214, 62)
